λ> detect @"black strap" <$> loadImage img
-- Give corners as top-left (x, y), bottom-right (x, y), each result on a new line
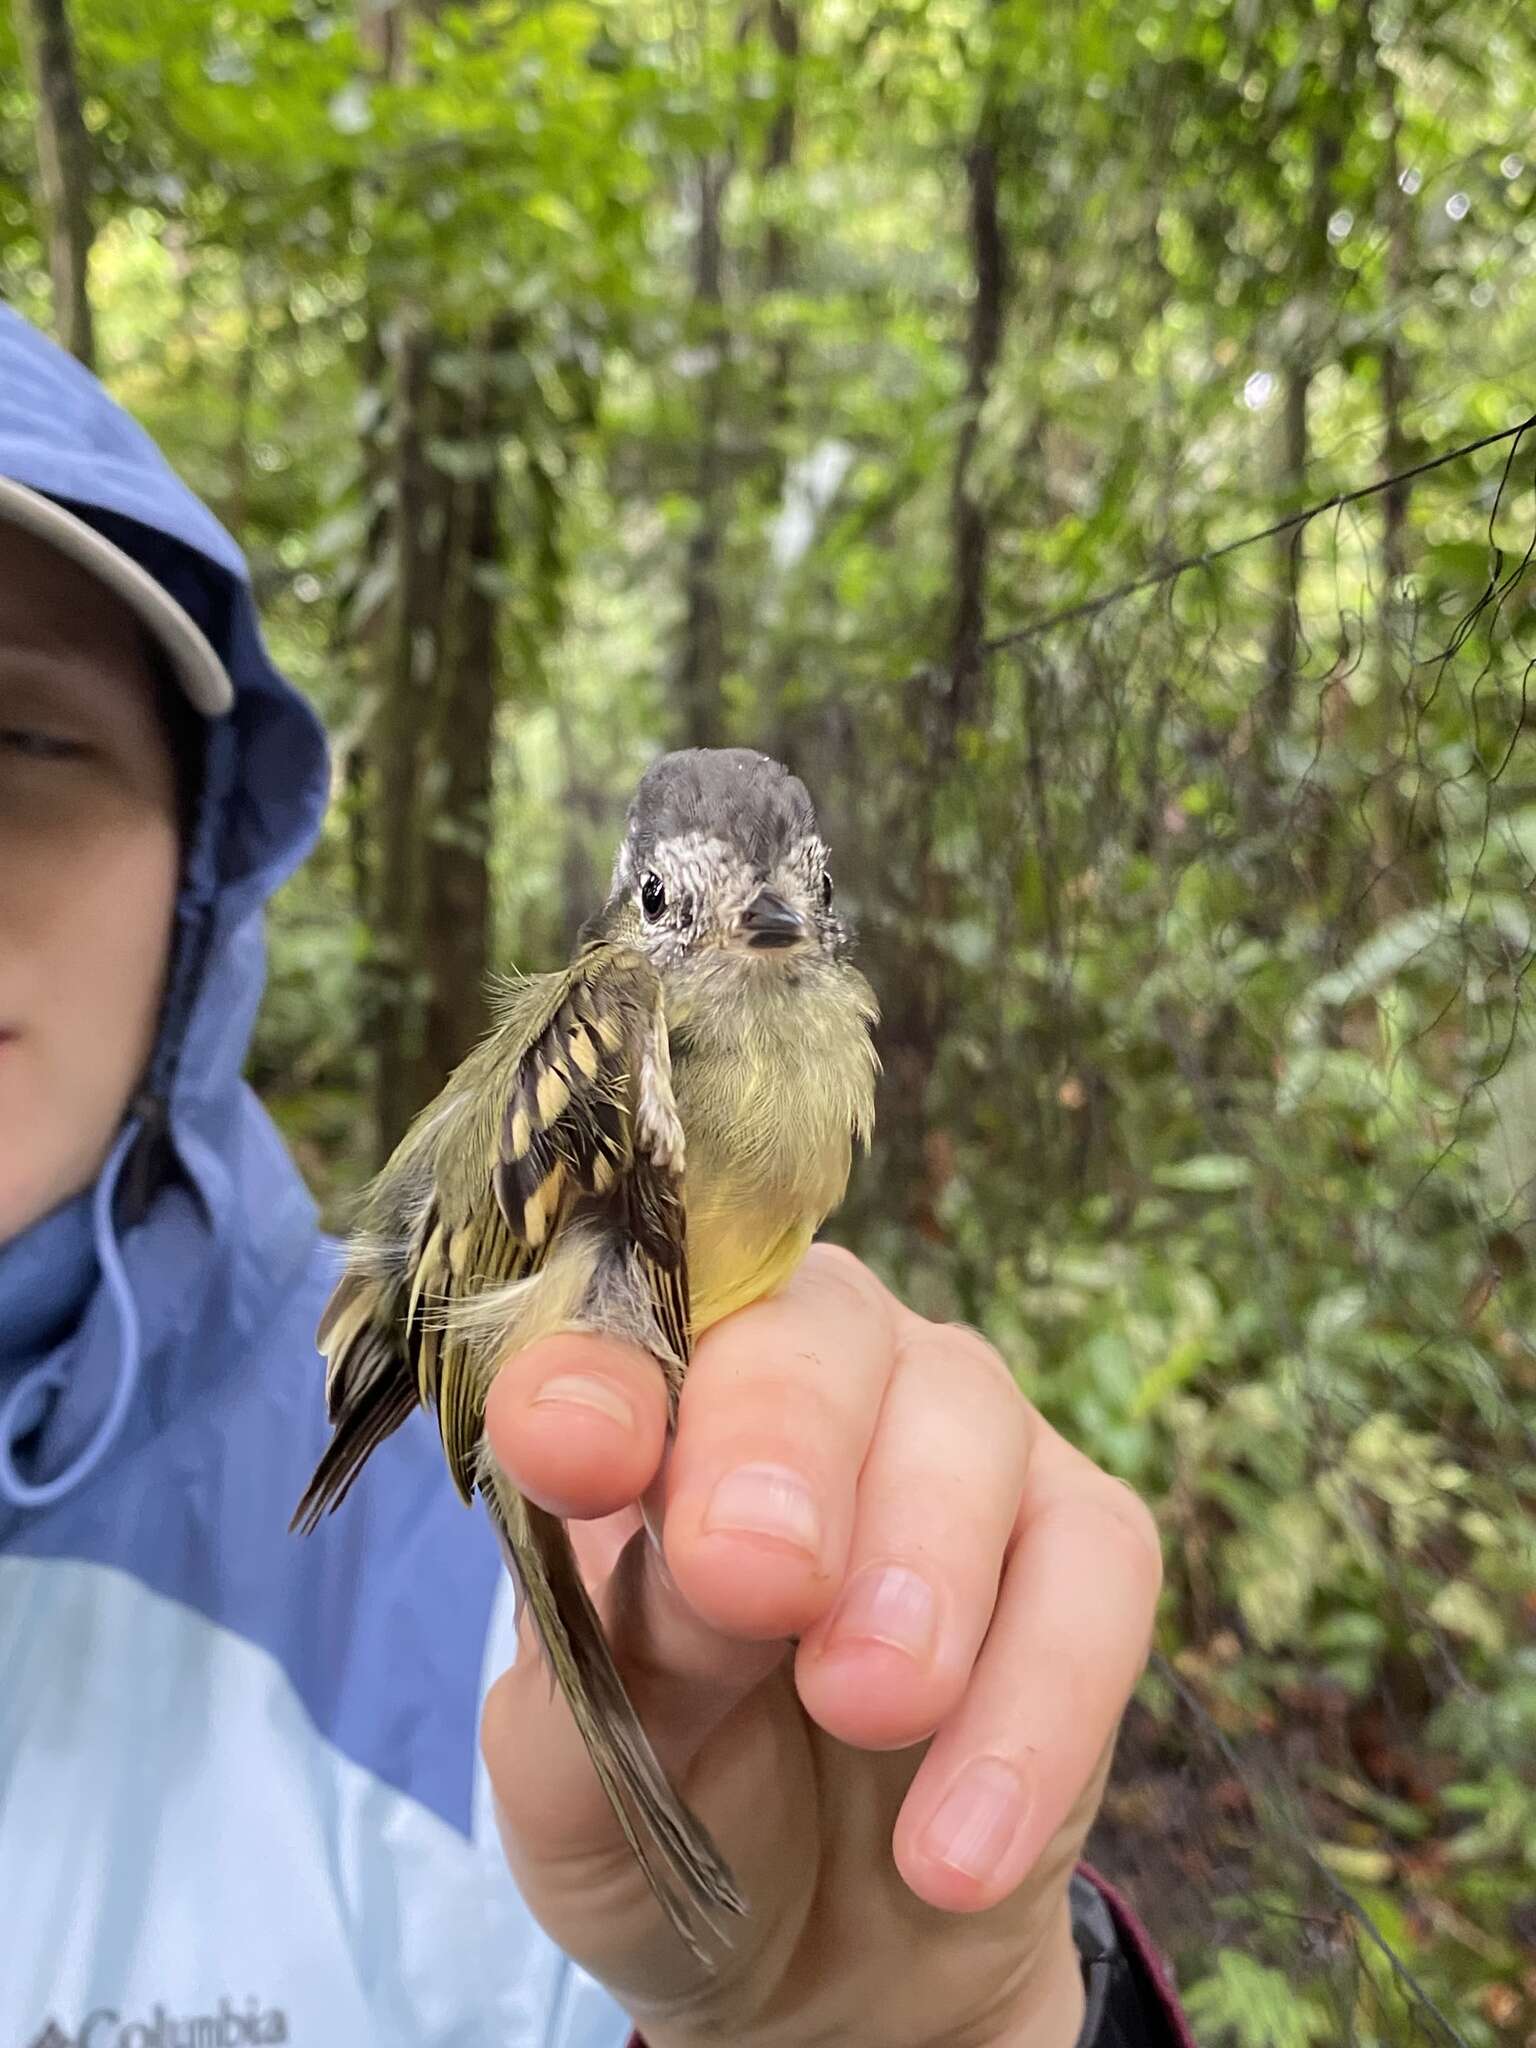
top-left (1071, 1872), bottom-right (1184, 2047)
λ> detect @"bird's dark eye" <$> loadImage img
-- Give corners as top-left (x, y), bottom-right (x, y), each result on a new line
top-left (821, 872), bottom-right (834, 911)
top-left (640, 872), bottom-right (667, 920)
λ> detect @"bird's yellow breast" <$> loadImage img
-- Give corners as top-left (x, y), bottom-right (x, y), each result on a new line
top-left (665, 955), bottom-right (878, 1337)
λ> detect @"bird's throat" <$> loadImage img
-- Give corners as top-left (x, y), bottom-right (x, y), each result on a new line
top-left (663, 954), bottom-right (877, 1338)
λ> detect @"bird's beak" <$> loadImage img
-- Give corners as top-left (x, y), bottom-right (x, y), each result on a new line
top-left (739, 887), bottom-right (808, 950)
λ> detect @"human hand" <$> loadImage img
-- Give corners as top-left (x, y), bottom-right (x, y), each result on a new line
top-left (481, 1245), bottom-right (1162, 2048)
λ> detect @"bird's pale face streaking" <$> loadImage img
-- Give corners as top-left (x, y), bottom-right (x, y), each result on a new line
top-left (591, 747), bottom-right (849, 972)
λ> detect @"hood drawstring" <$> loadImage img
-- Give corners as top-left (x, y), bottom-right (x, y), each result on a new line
top-left (0, 1119), bottom-right (143, 1510)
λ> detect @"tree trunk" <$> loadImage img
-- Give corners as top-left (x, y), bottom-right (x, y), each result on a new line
top-left (675, 152), bottom-right (731, 749)
top-left (1249, 23), bottom-right (1364, 952)
top-left (762, 0), bottom-right (798, 372)
top-left (343, 312), bottom-right (390, 940)
top-left (1377, 58), bottom-right (1411, 591)
top-left (357, 0), bottom-right (465, 1160)
top-left (1264, 363), bottom-right (1310, 733)
top-left (420, 336), bottom-right (503, 1091)
top-left (372, 312), bottom-right (439, 1156)
top-left (1363, 27), bottom-right (1415, 914)
top-left (1264, 32), bottom-right (1357, 741)
top-left (880, 49), bottom-right (1010, 1236)
top-left (759, 0), bottom-right (803, 765)
top-left (18, 0), bottom-right (96, 368)
top-left (947, 124), bottom-right (1006, 730)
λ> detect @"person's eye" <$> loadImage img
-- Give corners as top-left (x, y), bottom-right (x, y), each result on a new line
top-left (640, 872), bottom-right (667, 920)
top-left (821, 871), bottom-right (834, 911)
top-left (0, 726), bottom-right (89, 763)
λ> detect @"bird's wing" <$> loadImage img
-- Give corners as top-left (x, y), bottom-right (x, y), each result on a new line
top-left (293, 948), bottom-right (690, 1529)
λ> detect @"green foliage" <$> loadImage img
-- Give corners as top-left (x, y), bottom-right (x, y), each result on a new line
top-left (1185, 1952), bottom-right (1334, 2048)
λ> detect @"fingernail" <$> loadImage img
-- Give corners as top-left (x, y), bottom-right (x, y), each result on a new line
top-left (923, 1758), bottom-right (1031, 1882)
top-left (530, 1375), bottom-right (634, 1429)
top-left (830, 1564), bottom-right (937, 1661)
top-left (703, 1463), bottom-right (821, 1557)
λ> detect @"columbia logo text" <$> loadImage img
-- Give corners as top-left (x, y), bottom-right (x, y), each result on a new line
top-left (26, 1999), bottom-right (288, 2048)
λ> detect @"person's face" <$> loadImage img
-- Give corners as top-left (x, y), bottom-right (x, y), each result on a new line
top-left (0, 523), bottom-right (182, 1243)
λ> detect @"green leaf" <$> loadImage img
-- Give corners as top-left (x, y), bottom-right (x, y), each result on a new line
top-left (1185, 1953), bottom-right (1331, 2048)
top-left (1153, 1154), bottom-right (1255, 1192)
top-left (1229, 1497), bottom-right (1333, 1649)
top-left (1427, 1578), bottom-right (1507, 1657)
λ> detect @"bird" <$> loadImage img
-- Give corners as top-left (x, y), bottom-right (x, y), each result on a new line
top-left (292, 746), bottom-right (880, 1962)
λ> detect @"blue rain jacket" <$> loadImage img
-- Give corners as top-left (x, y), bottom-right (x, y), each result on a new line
top-left (0, 307), bottom-right (633, 2047)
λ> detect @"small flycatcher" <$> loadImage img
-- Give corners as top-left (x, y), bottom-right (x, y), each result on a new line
top-left (294, 747), bottom-right (879, 1960)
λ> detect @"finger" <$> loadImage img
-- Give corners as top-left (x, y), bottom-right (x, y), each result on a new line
top-left (794, 1316), bottom-right (1032, 1750)
top-left (485, 1331), bottom-right (669, 1522)
top-left (892, 1427), bottom-right (1163, 1914)
top-left (661, 1243), bottom-right (900, 1641)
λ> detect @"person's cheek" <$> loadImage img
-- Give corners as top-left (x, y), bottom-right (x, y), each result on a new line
top-left (0, 803), bottom-right (178, 1240)
top-left (85, 810), bottom-right (179, 1127)
top-left (0, 812), bottom-right (67, 1234)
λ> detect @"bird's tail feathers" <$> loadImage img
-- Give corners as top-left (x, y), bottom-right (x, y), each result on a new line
top-left (291, 1266), bottom-right (414, 1534)
top-left (484, 1469), bottom-right (747, 1967)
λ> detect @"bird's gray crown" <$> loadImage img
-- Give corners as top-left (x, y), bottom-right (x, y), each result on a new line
top-left (623, 748), bottom-right (816, 871)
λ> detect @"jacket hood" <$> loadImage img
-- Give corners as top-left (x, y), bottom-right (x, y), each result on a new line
top-left (0, 306), bottom-right (331, 1519)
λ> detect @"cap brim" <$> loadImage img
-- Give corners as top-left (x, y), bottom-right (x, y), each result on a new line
top-left (0, 474), bottom-right (235, 716)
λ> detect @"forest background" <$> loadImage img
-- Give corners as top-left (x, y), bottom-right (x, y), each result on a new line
top-left (5, 0), bottom-right (1536, 2039)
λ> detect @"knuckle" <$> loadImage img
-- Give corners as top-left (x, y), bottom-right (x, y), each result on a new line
top-left (1092, 1481), bottom-right (1164, 1595)
top-left (803, 1238), bottom-right (869, 1291)
top-left (1038, 1477), bottom-right (1162, 1603)
top-left (802, 1240), bottom-right (886, 1321)
top-left (938, 1319), bottom-right (1016, 1397)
